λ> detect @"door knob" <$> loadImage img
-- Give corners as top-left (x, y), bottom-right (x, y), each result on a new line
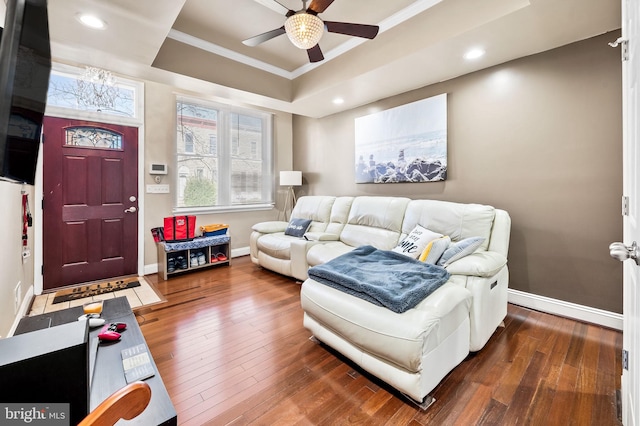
top-left (124, 207), bottom-right (137, 213)
top-left (609, 241), bottom-right (640, 265)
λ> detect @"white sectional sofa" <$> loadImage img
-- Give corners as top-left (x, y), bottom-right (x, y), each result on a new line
top-left (250, 195), bottom-right (511, 404)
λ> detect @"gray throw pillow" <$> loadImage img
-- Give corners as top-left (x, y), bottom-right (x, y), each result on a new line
top-left (437, 236), bottom-right (485, 266)
top-left (284, 218), bottom-right (312, 237)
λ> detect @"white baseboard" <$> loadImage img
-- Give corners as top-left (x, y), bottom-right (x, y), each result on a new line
top-left (232, 247), bottom-right (250, 257)
top-left (508, 288), bottom-right (623, 331)
top-left (144, 263), bottom-right (159, 275)
top-left (8, 285), bottom-right (35, 337)
top-left (143, 246), bottom-right (250, 276)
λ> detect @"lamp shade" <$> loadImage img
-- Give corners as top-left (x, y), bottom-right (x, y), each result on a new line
top-left (280, 171), bottom-right (302, 186)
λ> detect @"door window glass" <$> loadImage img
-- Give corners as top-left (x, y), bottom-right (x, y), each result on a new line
top-left (65, 126), bottom-right (123, 150)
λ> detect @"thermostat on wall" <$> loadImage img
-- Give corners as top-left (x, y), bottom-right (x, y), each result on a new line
top-left (149, 163), bottom-right (168, 175)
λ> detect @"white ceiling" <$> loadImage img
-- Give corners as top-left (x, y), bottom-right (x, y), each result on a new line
top-left (46, 0), bottom-right (621, 118)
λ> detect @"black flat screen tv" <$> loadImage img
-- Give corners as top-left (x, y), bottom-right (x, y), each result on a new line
top-left (0, 0), bottom-right (51, 185)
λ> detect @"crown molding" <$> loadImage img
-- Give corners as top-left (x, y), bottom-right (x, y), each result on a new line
top-left (168, 0), bottom-right (444, 80)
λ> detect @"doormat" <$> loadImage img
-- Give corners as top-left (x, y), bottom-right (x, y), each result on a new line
top-left (52, 279), bottom-right (141, 304)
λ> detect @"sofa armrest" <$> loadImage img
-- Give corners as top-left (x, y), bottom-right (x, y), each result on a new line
top-left (444, 251), bottom-right (507, 278)
top-left (304, 232), bottom-right (340, 241)
top-left (252, 221), bottom-right (288, 233)
top-left (416, 282), bottom-right (472, 316)
top-left (290, 238), bottom-right (325, 281)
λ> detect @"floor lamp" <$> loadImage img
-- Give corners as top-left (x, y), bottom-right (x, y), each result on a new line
top-left (280, 171), bottom-right (302, 221)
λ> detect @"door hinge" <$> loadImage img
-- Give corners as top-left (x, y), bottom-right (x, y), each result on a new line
top-left (609, 37), bottom-right (629, 61)
top-left (622, 196), bottom-right (629, 216)
top-left (41, 265), bottom-right (44, 276)
top-left (623, 349), bottom-right (629, 371)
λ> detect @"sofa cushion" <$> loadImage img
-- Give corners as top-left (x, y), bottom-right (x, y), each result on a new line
top-left (256, 233), bottom-right (299, 259)
top-left (340, 197), bottom-right (410, 250)
top-left (306, 242), bottom-right (355, 267)
top-left (325, 196), bottom-right (354, 235)
top-left (403, 200), bottom-right (495, 251)
top-left (392, 225), bottom-right (442, 258)
top-left (284, 218), bottom-right (312, 237)
top-left (289, 196), bottom-right (336, 233)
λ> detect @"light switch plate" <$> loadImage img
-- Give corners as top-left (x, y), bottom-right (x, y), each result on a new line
top-left (146, 184), bottom-right (170, 194)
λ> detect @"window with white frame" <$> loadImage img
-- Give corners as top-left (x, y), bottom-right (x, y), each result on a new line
top-left (175, 97), bottom-right (274, 210)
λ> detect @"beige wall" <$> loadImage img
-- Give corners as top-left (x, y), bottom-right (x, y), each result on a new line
top-left (0, 183), bottom-right (35, 338)
top-left (293, 32), bottom-right (623, 313)
top-left (142, 81), bottom-right (293, 266)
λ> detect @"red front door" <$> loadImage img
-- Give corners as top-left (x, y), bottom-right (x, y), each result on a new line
top-left (42, 117), bottom-right (138, 291)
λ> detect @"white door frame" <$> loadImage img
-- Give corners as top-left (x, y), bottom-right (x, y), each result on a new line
top-left (34, 67), bottom-right (145, 294)
top-left (620, 0), bottom-right (640, 424)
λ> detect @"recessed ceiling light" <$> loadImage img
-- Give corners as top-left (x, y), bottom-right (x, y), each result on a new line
top-left (76, 13), bottom-right (107, 30)
top-left (332, 97), bottom-right (344, 105)
top-left (464, 48), bottom-right (485, 60)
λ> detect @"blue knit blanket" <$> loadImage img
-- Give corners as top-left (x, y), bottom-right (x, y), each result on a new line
top-left (307, 245), bottom-right (450, 313)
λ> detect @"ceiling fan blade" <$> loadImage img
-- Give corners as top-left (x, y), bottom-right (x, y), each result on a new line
top-left (307, 44), bottom-right (324, 63)
top-left (325, 21), bottom-right (379, 39)
top-left (308, 0), bottom-right (335, 14)
top-left (242, 26), bottom-right (286, 47)
top-left (253, 0), bottom-right (293, 16)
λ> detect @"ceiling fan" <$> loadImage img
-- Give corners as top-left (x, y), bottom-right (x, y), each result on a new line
top-left (242, 0), bottom-right (380, 63)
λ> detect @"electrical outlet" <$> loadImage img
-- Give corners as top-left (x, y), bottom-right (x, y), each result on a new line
top-left (14, 281), bottom-right (21, 314)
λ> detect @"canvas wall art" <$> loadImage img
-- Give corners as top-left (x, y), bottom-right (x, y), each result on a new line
top-left (355, 93), bottom-right (447, 184)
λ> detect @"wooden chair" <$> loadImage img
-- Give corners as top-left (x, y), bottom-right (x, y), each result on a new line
top-left (78, 381), bottom-right (152, 426)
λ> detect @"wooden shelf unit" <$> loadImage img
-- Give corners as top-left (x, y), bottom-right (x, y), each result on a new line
top-left (157, 236), bottom-right (230, 280)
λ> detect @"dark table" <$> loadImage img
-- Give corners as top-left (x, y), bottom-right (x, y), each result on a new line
top-left (16, 297), bottom-right (177, 426)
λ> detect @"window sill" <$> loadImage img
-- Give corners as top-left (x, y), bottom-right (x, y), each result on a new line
top-left (173, 203), bottom-right (274, 215)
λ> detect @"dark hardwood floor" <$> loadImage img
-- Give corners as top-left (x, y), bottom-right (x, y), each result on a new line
top-left (139, 255), bottom-right (622, 425)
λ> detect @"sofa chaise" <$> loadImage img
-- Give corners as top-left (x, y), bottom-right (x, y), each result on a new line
top-left (250, 195), bottom-right (511, 404)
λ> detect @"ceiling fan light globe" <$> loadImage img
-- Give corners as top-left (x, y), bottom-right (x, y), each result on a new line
top-left (285, 12), bottom-right (324, 50)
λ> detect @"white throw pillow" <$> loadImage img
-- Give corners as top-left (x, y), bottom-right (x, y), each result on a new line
top-left (437, 236), bottom-right (485, 266)
top-left (392, 225), bottom-right (442, 259)
top-left (419, 235), bottom-right (451, 264)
